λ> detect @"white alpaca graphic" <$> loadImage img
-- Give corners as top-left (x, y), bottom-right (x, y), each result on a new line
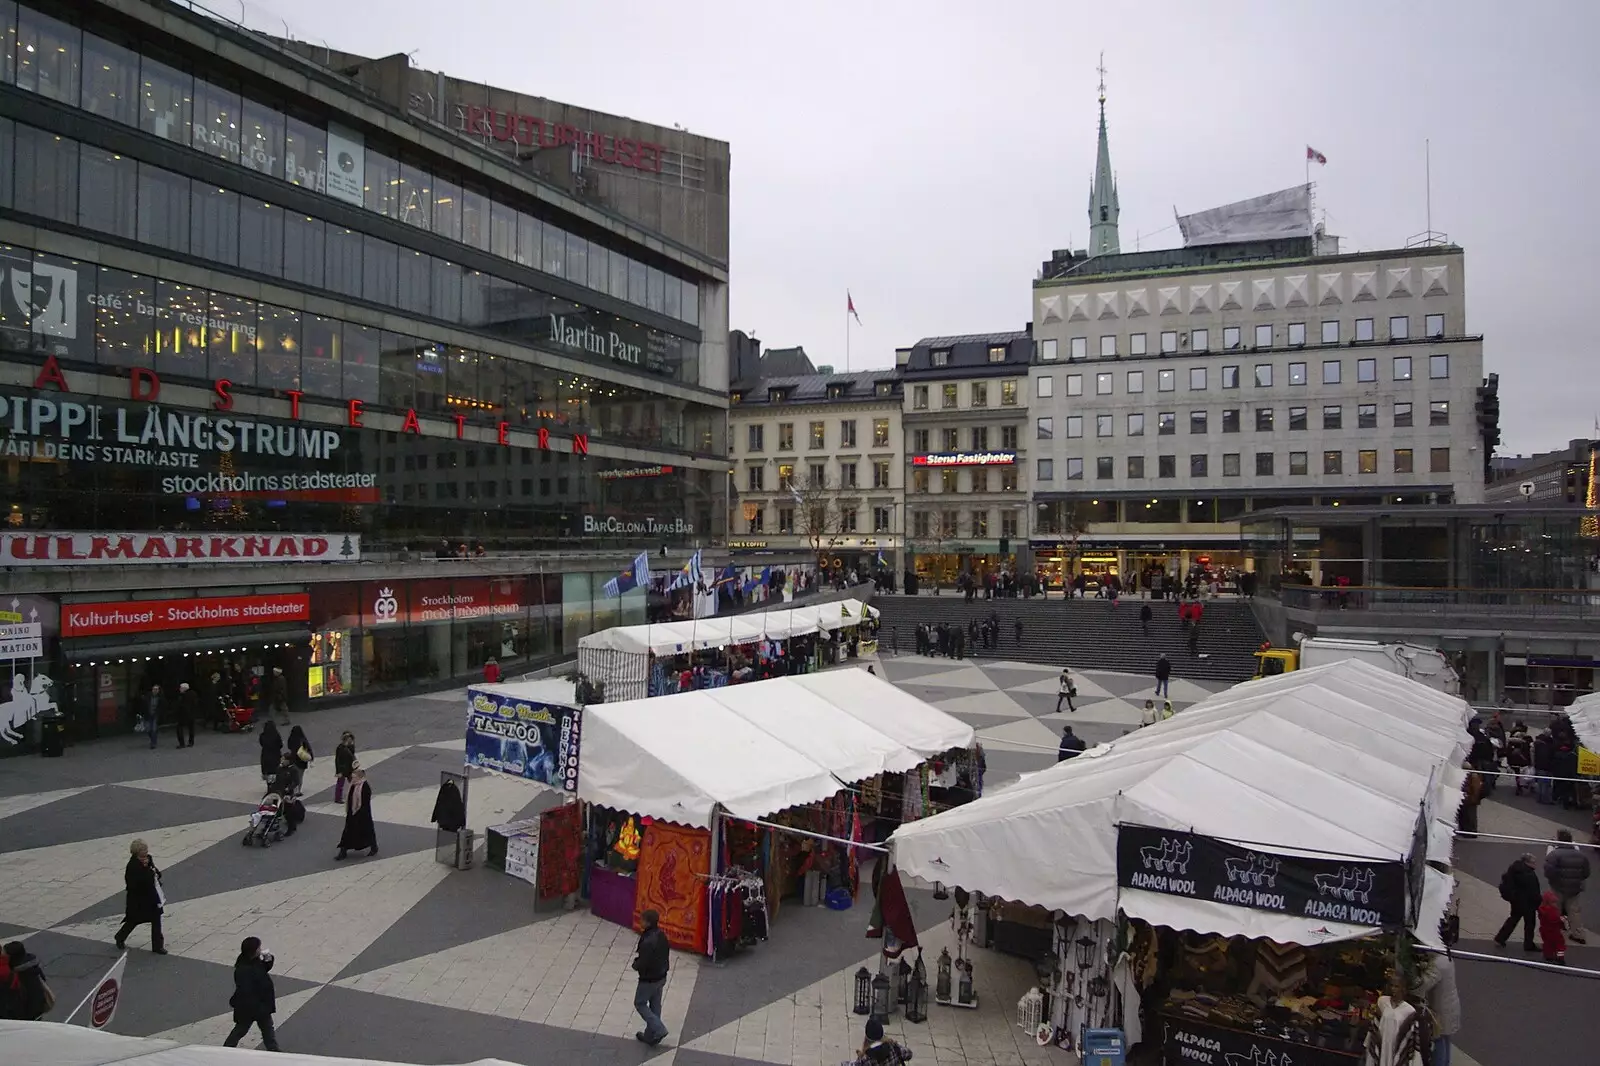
top-left (1224, 853), bottom-right (1282, 888)
top-left (1138, 838), bottom-right (1193, 876)
top-left (1225, 1046), bottom-right (1290, 1066)
top-left (1313, 866), bottom-right (1376, 905)
top-left (0, 674), bottom-right (53, 745)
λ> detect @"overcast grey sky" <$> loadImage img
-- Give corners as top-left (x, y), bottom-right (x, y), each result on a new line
top-left (248, 0), bottom-right (1596, 455)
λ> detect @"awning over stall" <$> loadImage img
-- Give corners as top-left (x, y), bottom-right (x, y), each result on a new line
top-left (577, 598), bottom-right (879, 655)
top-left (890, 659), bottom-right (1473, 943)
top-left (1567, 691), bottom-right (1600, 754)
top-left (578, 669), bottom-right (973, 827)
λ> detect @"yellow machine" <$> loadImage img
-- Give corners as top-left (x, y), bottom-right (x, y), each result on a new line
top-left (1253, 647), bottom-right (1298, 677)
top-left (1252, 637), bottom-right (1460, 694)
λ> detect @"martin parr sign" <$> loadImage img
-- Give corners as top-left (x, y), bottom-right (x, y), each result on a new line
top-left (2, 532), bottom-right (359, 567)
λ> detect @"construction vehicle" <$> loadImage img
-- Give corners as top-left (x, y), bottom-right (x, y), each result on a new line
top-left (1253, 635), bottom-right (1461, 695)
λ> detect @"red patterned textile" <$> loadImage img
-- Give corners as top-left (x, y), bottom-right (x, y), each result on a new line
top-left (537, 801), bottom-right (582, 900)
top-left (633, 822), bottom-right (710, 951)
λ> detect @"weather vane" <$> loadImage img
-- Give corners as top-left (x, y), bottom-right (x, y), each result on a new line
top-left (1097, 51), bottom-right (1106, 105)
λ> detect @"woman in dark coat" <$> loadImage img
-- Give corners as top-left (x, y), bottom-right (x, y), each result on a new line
top-left (336, 766), bottom-right (378, 860)
top-left (334, 732), bottom-right (357, 800)
top-left (258, 721), bottom-right (283, 786)
top-left (284, 725), bottom-right (314, 770)
top-left (223, 936), bottom-right (280, 1051)
top-left (114, 839), bottom-right (166, 954)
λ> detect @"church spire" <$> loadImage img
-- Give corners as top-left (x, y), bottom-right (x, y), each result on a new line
top-left (1088, 52), bottom-right (1121, 256)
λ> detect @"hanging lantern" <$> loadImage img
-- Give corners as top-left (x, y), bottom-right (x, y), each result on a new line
top-left (894, 958), bottom-right (913, 1004)
top-left (932, 880), bottom-right (949, 901)
top-left (870, 969), bottom-right (893, 1023)
top-left (1074, 935), bottom-right (1098, 970)
top-left (906, 953), bottom-right (929, 1023)
top-left (957, 958), bottom-right (976, 1006)
top-left (852, 966), bottom-right (873, 1015)
top-left (1017, 986), bottom-right (1045, 1032)
top-left (935, 947), bottom-right (953, 1004)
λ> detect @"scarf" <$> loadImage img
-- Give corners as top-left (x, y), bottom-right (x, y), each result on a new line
top-left (349, 777), bottom-right (366, 815)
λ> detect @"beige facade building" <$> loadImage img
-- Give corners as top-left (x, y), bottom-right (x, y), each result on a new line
top-left (727, 371), bottom-right (907, 573)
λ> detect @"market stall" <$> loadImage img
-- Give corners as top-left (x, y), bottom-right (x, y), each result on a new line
top-left (575, 599), bottom-right (880, 701)
top-left (462, 678), bottom-right (585, 899)
top-left (575, 669), bottom-right (975, 957)
top-left (888, 659), bottom-right (1469, 1061)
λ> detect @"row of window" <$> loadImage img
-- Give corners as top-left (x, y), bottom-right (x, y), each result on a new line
top-left (746, 504), bottom-right (900, 536)
top-left (1035, 401), bottom-right (1448, 440)
top-left (908, 510), bottom-right (1022, 539)
top-left (1036, 448), bottom-right (1452, 482)
top-left (908, 427), bottom-right (1023, 454)
top-left (0, 123), bottom-right (700, 385)
top-left (908, 466), bottom-right (1022, 494)
top-left (0, 244), bottom-right (718, 455)
top-left (744, 461), bottom-right (897, 493)
top-left (928, 344), bottom-right (1013, 367)
top-left (0, 3), bottom-right (700, 324)
top-left (743, 418), bottom-right (892, 453)
top-left (910, 379), bottom-right (1020, 410)
top-left (1039, 315), bottom-right (1448, 362)
top-left (1037, 355), bottom-right (1449, 400)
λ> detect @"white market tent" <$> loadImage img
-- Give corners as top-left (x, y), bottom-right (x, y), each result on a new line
top-left (889, 658), bottom-right (1471, 945)
top-left (0, 1020), bottom-right (520, 1066)
top-left (578, 598), bottom-right (879, 655)
top-left (1567, 691), bottom-right (1600, 753)
top-left (577, 669), bottom-right (974, 828)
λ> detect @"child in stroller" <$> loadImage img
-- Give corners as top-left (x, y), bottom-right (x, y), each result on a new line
top-left (244, 793), bottom-right (286, 847)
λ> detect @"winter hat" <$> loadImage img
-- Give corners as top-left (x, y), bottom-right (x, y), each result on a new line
top-left (865, 1019), bottom-right (884, 1041)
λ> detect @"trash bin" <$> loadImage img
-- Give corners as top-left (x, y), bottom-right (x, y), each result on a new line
top-left (1080, 1029), bottom-right (1125, 1066)
top-left (38, 709), bottom-right (66, 758)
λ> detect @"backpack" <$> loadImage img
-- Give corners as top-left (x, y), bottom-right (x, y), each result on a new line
top-left (1499, 867), bottom-right (1518, 903)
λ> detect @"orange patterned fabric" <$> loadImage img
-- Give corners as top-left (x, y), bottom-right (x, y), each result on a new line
top-left (633, 822), bottom-right (710, 952)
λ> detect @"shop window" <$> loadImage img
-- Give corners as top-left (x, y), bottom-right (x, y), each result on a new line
top-left (206, 292), bottom-right (259, 386)
top-left (94, 267), bottom-right (154, 369)
top-left (255, 303), bottom-right (302, 391)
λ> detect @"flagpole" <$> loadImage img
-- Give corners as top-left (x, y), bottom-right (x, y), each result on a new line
top-left (845, 300), bottom-right (851, 373)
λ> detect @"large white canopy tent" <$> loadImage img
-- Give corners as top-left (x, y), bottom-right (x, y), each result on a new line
top-left (576, 598), bottom-right (881, 701)
top-left (1566, 690), bottom-right (1600, 753)
top-left (577, 669), bottom-right (974, 828)
top-left (889, 659), bottom-right (1471, 946)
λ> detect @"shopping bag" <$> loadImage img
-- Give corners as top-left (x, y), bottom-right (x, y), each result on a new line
top-left (334, 776), bottom-right (346, 804)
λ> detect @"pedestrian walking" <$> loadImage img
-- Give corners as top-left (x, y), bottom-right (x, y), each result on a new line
top-left (1456, 762), bottom-right (1483, 837)
top-left (285, 724), bottom-right (314, 771)
top-left (1532, 730), bottom-right (1555, 805)
top-left (1, 940), bottom-right (53, 1020)
top-left (258, 720), bottom-right (283, 788)
top-left (1543, 829), bottom-right (1590, 944)
top-left (1141, 699), bottom-right (1158, 728)
top-left (267, 666), bottom-right (289, 724)
top-left (631, 907), bottom-right (671, 1046)
top-left (1154, 654), bottom-right (1172, 698)
top-left (1187, 626), bottom-right (1199, 658)
top-left (334, 731), bottom-right (357, 804)
top-left (1055, 668), bottom-right (1077, 713)
top-left (483, 658), bottom-right (501, 684)
top-left (222, 937), bottom-right (281, 1051)
top-left (1553, 742), bottom-right (1580, 809)
top-left (1539, 891), bottom-right (1567, 965)
top-left (1139, 602), bottom-right (1152, 636)
top-left (850, 1018), bottom-right (913, 1064)
top-left (140, 684), bottom-right (163, 749)
top-left (1013, 618), bottom-right (1023, 648)
top-left (174, 683), bottom-right (197, 749)
top-left (114, 839), bottom-right (166, 954)
top-left (1493, 853), bottom-right (1542, 951)
top-left (1057, 725), bottom-right (1086, 762)
top-left (1416, 927), bottom-right (1460, 1066)
top-left (335, 766), bottom-right (378, 860)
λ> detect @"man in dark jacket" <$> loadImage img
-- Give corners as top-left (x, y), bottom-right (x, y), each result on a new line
top-left (1544, 830), bottom-right (1591, 944)
top-left (1140, 602), bottom-right (1153, 636)
top-left (1493, 853), bottom-right (1544, 950)
top-left (223, 937), bottom-right (280, 1050)
top-left (1057, 726), bottom-right (1086, 762)
top-left (1154, 654), bottom-right (1172, 698)
top-left (632, 908), bottom-right (671, 1045)
top-left (1532, 730), bottom-right (1555, 805)
top-left (1553, 743), bottom-right (1581, 809)
top-left (174, 682), bottom-right (197, 749)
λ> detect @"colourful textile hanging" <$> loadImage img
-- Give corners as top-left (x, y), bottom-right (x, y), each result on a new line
top-left (633, 821), bottom-right (710, 952)
top-left (537, 802), bottom-right (582, 900)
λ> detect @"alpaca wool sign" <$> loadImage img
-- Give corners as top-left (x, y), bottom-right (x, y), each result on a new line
top-left (1115, 824), bottom-right (1408, 928)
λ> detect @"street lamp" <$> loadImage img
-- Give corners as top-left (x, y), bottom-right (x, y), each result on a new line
top-left (852, 966), bottom-right (873, 1015)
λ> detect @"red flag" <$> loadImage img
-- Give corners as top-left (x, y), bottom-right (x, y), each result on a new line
top-left (847, 292), bottom-right (862, 325)
top-left (1306, 145), bottom-right (1327, 165)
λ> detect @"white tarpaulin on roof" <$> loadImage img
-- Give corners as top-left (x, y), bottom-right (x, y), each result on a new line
top-left (578, 670), bottom-right (972, 827)
top-left (0, 1020), bottom-right (526, 1066)
top-left (890, 659), bottom-right (1471, 944)
top-left (577, 598), bottom-right (878, 655)
top-left (1178, 184), bottom-right (1313, 246)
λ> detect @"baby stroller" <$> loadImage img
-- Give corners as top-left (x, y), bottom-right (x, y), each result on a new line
top-left (219, 697), bottom-right (254, 733)
top-left (243, 793), bottom-right (288, 847)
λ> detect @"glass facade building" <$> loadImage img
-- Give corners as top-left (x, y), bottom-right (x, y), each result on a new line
top-left (0, 1), bottom-right (729, 739)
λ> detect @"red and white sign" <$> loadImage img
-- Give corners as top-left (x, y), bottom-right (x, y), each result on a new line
top-left (2, 532), bottom-right (359, 566)
top-left (87, 952), bottom-right (127, 1029)
top-left (912, 451), bottom-right (1017, 468)
top-left (62, 594), bottom-right (312, 638)
top-left (370, 579), bottom-right (524, 626)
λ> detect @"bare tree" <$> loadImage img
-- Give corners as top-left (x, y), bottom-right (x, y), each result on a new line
top-left (789, 473), bottom-right (842, 570)
top-left (1057, 501), bottom-right (1092, 585)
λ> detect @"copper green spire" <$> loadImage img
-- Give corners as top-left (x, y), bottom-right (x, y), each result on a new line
top-left (1088, 52), bottom-right (1121, 256)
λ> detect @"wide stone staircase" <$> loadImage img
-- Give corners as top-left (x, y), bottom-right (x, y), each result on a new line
top-left (872, 594), bottom-right (1267, 683)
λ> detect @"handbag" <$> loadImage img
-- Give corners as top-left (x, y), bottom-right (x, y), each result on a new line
top-left (134, 715), bottom-right (146, 733)
top-left (298, 745), bottom-right (312, 764)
